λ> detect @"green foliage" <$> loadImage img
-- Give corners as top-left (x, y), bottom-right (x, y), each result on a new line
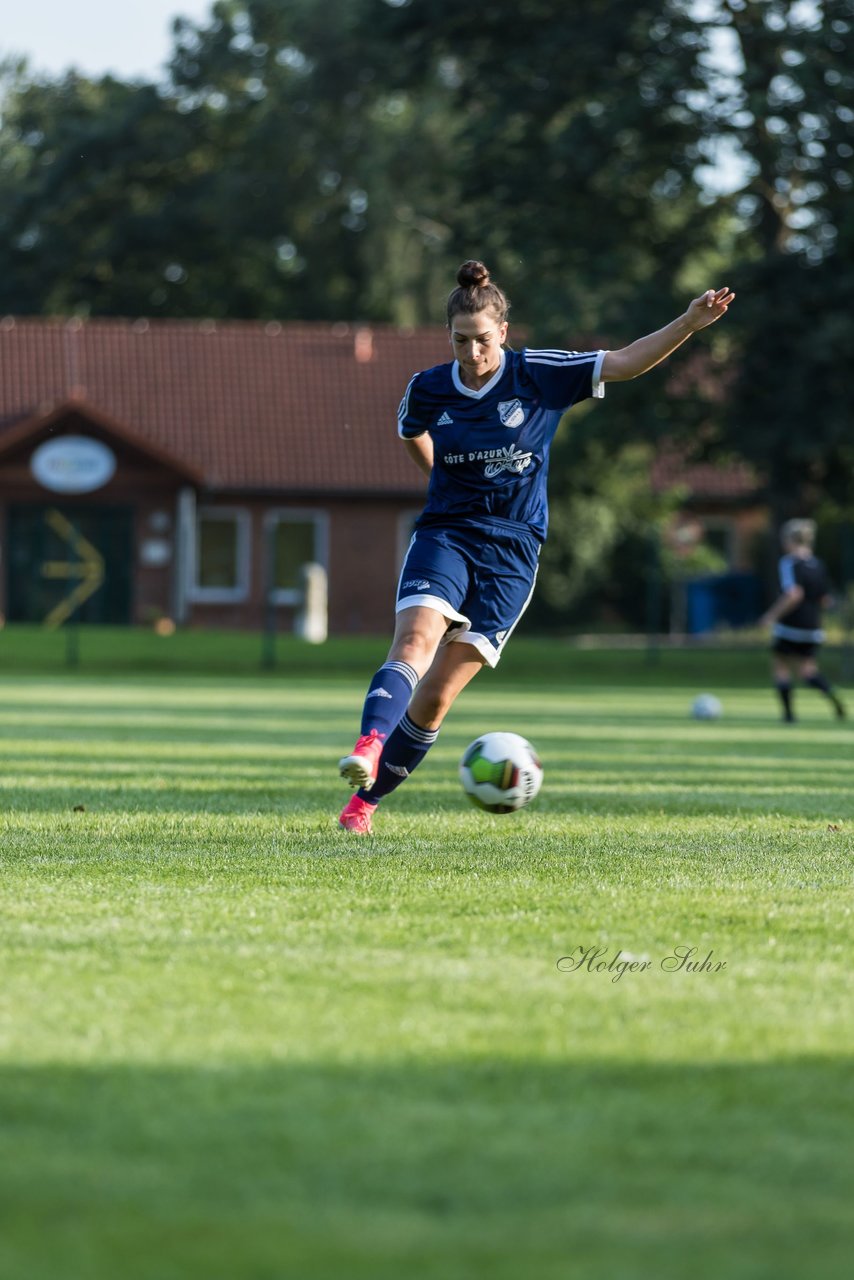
top-left (371, 0), bottom-right (719, 339)
top-left (703, 0), bottom-right (854, 506)
top-left (0, 70), bottom-right (225, 316)
top-left (531, 428), bottom-right (677, 626)
top-left (0, 6), bottom-right (456, 321)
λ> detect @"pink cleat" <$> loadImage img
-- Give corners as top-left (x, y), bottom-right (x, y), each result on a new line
top-left (338, 793), bottom-right (377, 835)
top-left (338, 729), bottom-right (385, 791)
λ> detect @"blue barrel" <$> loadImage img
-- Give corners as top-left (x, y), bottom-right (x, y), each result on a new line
top-left (686, 574), bottom-right (762, 633)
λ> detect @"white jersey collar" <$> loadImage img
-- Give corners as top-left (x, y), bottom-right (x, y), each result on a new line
top-left (452, 349), bottom-right (507, 399)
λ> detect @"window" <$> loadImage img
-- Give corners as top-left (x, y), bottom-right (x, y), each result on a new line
top-left (700, 518), bottom-right (736, 569)
top-left (191, 508), bottom-right (250, 601)
top-left (265, 510), bottom-right (328, 603)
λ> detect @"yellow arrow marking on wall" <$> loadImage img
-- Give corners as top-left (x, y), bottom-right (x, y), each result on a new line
top-left (41, 509), bottom-right (105, 629)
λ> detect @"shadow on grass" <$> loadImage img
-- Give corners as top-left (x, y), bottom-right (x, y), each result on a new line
top-left (2, 778), bottom-right (854, 823)
top-left (0, 1057), bottom-right (851, 1280)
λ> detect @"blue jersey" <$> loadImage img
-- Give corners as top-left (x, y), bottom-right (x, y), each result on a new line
top-left (397, 347), bottom-right (605, 541)
top-left (773, 553), bottom-right (829, 642)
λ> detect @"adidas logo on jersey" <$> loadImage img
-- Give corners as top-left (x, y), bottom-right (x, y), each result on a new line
top-left (437, 411), bottom-right (454, 426)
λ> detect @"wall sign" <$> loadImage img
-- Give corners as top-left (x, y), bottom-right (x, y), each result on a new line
top-left (31, 436), bottom-right (117, 494)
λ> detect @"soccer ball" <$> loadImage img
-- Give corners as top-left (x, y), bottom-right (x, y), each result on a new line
top-left (459, 732), bottom-right (543, 814)
top-left (691, 693), bottom-right (723, 720)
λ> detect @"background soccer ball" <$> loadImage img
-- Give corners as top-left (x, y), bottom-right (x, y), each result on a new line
top-left (459, 732), bottom-right (544, 813)
top-left (691, 693), bottom-right (723, 720)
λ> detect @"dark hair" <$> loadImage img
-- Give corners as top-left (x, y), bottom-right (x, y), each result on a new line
top-left (446, 260), bottom-right (510, 327)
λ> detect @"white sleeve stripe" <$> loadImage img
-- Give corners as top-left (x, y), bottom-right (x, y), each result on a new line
top-left (525, 354), bottom-right (598, 367)
top-left (591, 349), bottom-right (607, 399)
top-left (397, 375), bottom-right (421, 437)
top-left (397, 375), bottom-right (417, 423)
top-left (527, 348), bottom-right (596, 358)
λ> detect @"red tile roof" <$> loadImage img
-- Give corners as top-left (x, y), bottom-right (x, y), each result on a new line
top-left (651, 445), bottom-right (759, 500)
top-left (0, 317), bottom-right (451, 494)
top-left (1, 318), bottom-right (760, 503)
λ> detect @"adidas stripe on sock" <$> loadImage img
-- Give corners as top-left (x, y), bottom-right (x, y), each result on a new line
top-left (360, 661), bottom-right (419, 739)
top-left (359, 712), bottom-right (439, 803)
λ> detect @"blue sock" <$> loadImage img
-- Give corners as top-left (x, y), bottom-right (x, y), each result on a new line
top-left (360, 662), bottom-right (419, 739)
top-left (357, 712), bottom-right (439, 804)
top-left (805, 672), bottom-right (846, 716)
top-left (775, 679), bottom-right (794, 719)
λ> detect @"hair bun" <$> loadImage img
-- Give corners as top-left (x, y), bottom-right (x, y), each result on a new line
top-left (446, 260), bottom-right (509, 325)
top-left (457, 259), bottom-right (490, 288)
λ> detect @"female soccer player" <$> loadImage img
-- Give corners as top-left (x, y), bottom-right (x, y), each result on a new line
top-left (758, 518), bottom-right (846, 722)
top-left (338, 260), bottom-right (735, 833)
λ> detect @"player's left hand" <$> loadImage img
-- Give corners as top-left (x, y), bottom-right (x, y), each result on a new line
top-left (686, 286), bottom-right (735, 331)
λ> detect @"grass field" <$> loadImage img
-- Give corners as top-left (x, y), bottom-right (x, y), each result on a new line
top-left (1, 635), bottom-right (853, 1279)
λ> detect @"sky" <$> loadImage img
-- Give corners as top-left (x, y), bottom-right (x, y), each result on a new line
top-left (1, 0), bottom-right (216, 81)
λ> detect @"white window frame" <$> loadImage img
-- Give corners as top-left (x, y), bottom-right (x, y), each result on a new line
top-left (263, 507), bottom-right (329, 605)
top-left (189, 506), bottom-right (251, 603)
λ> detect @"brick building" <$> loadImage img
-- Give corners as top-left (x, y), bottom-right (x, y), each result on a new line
top-left (0, 317), bottom-right (449, 632)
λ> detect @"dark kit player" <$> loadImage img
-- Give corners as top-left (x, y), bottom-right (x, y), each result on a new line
top-left (338, 260), bottom-right (735, 833)
top-left (759, 518), bottom-right (846, 723)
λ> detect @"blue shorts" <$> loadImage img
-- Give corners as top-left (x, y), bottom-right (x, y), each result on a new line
top-left (396, 520), bottom-right (540, 667)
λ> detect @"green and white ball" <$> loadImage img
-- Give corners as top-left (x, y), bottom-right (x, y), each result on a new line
top-left (459, 732), bottom-right (543, 814)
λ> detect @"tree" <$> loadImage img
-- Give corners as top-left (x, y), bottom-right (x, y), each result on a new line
top-left (0, 68), bottom-right (235, 316)
top-left (700, 0), bottom-right (854, 511)
top-left (163, 0), bottom-right (467, 322)
top-left (365, 0), bottom-right (724, 329)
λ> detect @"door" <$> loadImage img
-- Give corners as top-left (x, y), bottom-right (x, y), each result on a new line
top-left (6, 504), bottom-right (133, 625)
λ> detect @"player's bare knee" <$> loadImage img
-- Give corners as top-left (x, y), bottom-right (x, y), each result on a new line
top-left (389, 628), bottom-right (436, 673)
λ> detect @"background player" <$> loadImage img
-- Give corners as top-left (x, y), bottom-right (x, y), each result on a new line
top-left (338, 260), bottom-right (735, 833)
top-left (759, 518), bottom-right (846, 722)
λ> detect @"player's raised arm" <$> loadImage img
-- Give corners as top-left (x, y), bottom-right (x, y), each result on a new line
top-left (602, 287), bottom-right (735, 383)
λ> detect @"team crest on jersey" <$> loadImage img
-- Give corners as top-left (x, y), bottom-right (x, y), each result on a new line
top-left (497, 398), bottom-right (525, 429)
